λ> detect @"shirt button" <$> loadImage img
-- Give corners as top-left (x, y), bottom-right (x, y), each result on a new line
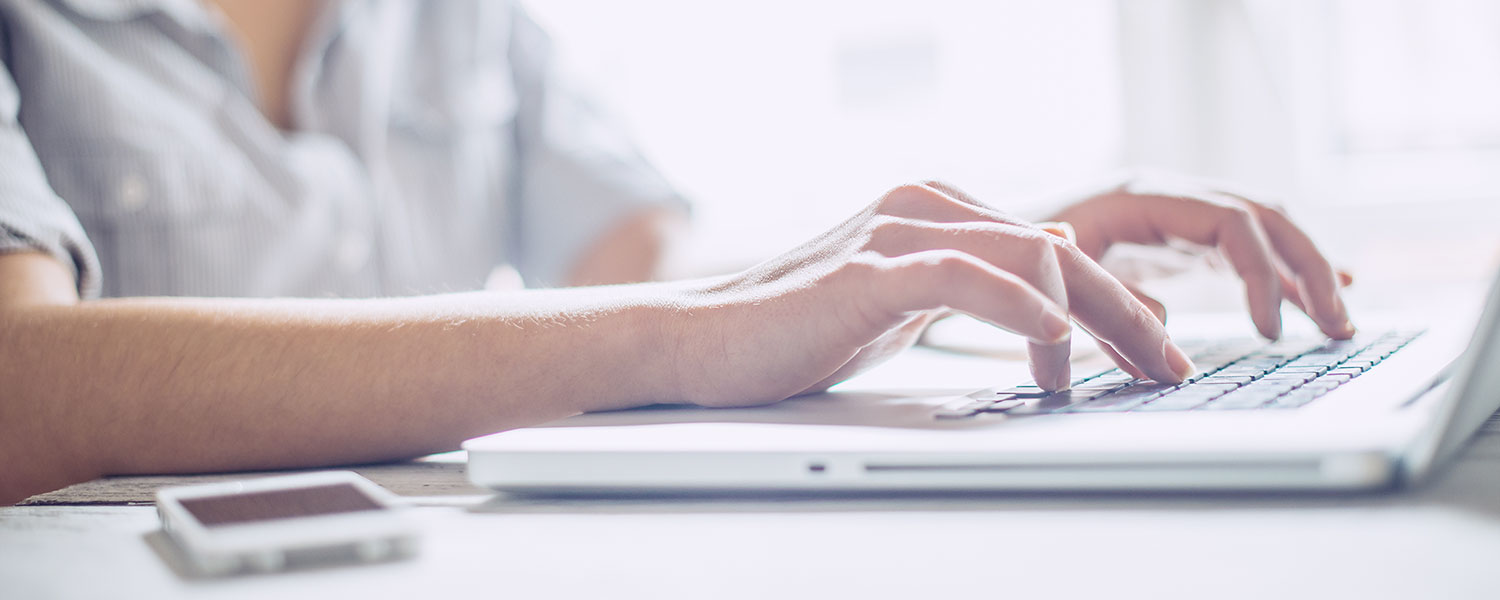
top-left (116, 173), bottom-right (148, 213)
top-left (336, 231), bottom-right (372, 272)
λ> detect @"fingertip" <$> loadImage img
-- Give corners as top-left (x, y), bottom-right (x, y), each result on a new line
top-left (1259, 315), bottom-right (1283, 342)
top-left (1322, 293), bottom-right (1355, 339)
top-left (1162, 338), bottom-right (1196, 382)
top-left (1029, 362), bottom-right (1071, 392)
top-left (1252, 302), bottom-right (1283, 341)
top-left (1248, 285), bottom-right (1284, 342)
top-left (1330, 319), bottom-right (1357, 340)
top-left (1028, 340), bottom-right (1073, 391)
top-left (1052, 360), bottom-right (1073, 391)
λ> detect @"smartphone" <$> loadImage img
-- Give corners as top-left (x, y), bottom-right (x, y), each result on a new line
top-left (156, 471), bottom-right (420, 576)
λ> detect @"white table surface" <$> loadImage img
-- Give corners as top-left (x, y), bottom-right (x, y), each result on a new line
top-left (6, 322), bottom-right (1500, 599)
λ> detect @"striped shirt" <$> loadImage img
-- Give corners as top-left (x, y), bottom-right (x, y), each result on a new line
top-left (0, 0), bottom-right (684, 298)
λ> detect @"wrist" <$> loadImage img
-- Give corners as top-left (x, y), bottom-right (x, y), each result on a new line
top-left (643, 275), bottom-right (741, 408)
top-left (562, 280), bottom-right (713, 412)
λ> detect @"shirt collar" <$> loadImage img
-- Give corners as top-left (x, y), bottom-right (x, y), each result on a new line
top-left (50, 0), bottom-right (198, 21)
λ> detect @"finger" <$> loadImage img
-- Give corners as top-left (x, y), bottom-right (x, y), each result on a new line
top-left (1036, 221), bottom-right (1077, 245)
top-left (1278, 265), bottom-right (1359, 340)
top-left (922, 180), bottom-right (998, 212)
top-left (1114, 195), bottom-right (1284, 340)
top-left (873, 183), bottom-right (1025, 225)
top-left (1245, 204), bottom-right (1355, 338)
top-left (867, 250), bottom-right (1072, 347)
top-left (1123, 283), bottom-right (1166, 325)
top-left (877, 185), bottom-right (1077, 389)
top-left (866, 219), bottom-right (1193, 384)
top-left (1043, 238), bottom-right (1197, 384)
top-left (919, 180), bottom-right (1034, 228)
top-left (1278, 268), bottom-right (1310, 316)
top-left (1338, 269), bottom-right (1354, 287)
top-left (871, 185), bottom-right (1077, 389)
top-left (867, 215), bottom-right (1073, 390)
top-left (873, 185), bottom-right (1194, 385)
top-left (1105, 284), bottom-right (1159, 380)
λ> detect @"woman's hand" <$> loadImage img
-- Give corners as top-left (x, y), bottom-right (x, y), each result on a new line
top-left (665, 182), bottom-right (1197, 408)
top-left (1043, 171), bottom-right (1355, 379)
top-left (1049, 171), bottom-right (1354, 336)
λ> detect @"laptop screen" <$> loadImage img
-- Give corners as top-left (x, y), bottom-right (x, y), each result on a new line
top-left (1405, 269), bottom-right (1500, 480)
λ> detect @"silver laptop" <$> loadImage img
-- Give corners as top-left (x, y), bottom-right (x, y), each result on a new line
top-left (464, 270), bottom-right (1500, 493)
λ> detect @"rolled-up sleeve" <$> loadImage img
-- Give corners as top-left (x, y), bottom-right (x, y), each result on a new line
top-left (0, 52), bottom-right (100, 298)
top-left (505, 5), bottom-right (688, 288)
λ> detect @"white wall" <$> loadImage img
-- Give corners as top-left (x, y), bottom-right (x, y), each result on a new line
top-left (525, 0), bottom-right (1124, 270)
top-left (525, 0), bottom-right (1500, 312)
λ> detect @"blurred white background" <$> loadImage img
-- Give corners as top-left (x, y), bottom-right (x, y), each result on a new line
top-left (525, 0), bottom-right (1500, 315)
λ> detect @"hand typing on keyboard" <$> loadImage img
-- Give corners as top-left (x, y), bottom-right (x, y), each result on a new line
top-left (1045, 170), bottom-right (1358, 381)
top-left (672, 173), bottom-right (1357, 408)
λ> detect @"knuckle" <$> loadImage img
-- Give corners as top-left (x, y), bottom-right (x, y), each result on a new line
top-left (1217, 202), bottom-right (1259, 229)
top-left (874, 183), bottom-right (940, 214)
top-left (923, 250), bottom-right (977, 284)
top-left (1009, 228), bottom-right (1059, 264)
top-left (840, 251), bottom-right (885, 280)
top-left (863, 215), bottom-right (907, 246)
top-left (918, 179), bottom-right (954, 193)
top-left (1046, 232), bottom-right (1084, 263)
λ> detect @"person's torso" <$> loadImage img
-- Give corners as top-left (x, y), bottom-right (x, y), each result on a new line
top-left (3, 0), bottom-right (520, 297)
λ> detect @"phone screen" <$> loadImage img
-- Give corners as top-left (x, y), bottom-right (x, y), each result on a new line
top-left (178, 483), bottom-right (385, 527)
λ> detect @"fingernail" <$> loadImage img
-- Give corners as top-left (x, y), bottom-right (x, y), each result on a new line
top-left (1338, 319), bottom-right (1357, 339)
top-left (1047, 362), bottom-right (1073, 391)
top-left (1163, 338), bottom-right (1196, 382)
top-left (1330, 294), bottom-right (1355, 338)
top-left (1041, 308), bottom-right (1072, 343)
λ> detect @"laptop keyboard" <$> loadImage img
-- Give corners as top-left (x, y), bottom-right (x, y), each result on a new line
top-left (935, 331), bottom-right (1422, 419)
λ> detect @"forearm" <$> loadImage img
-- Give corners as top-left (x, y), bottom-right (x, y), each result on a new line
top-left (0, 286), bottom-right (679, 501)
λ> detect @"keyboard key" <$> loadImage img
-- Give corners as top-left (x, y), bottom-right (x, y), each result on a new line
top-left (1203, 390), bottom-right (1275, 410)
top-left (1288, 356), bottom-right (1343, 367)
top-left (1089, 372), bottom-right (1137, 386)
top-left (1261, 339), bottom-right (1326, 357)
top-left (1268, 389), bottom-right (1319, 408)
top-left (991, 385), bottom-right (1052, 398)
top-left (994, 393), bottom-right (1090, 415)
top-left (1135, 393), bottom-right (1214, 411)
top-left (1278, 365), bottom-right (1330, 375)
top-left (1316, 339), bottom-right (1365, 356)
top-left (1259, 372), bottom-right (1316, 385)
top-left (1243, 380), bottom-right (1298, 395)
top-left (934, 398), bottom-right (994, 419)
top-left (1068, 383), bottom-right (1175, 412)
top-left (1201, 375), bottom-right (1256, 385)
top-left (985, 383), bottom-right (1132, 413)
top-left (1182, 382), bottom-right (1242, 395)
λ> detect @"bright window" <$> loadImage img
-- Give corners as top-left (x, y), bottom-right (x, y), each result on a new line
top-left (527, 0), bottom-right (1123, 267)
